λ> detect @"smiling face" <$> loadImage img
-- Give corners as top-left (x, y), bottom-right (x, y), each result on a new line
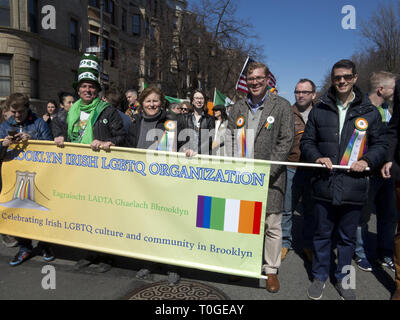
top-left (332, 67), bottom-right (358, 97)
top-left (142, 92), bottom-right (162, 116)
top-left (192, 92), bottom-right (205, 110)
top-left (247, 67), bottom-right (268, 101)
top-left (78, 81), bottom-right (98, 104)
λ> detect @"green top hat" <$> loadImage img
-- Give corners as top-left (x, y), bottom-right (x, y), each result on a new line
top-left (73, 53), bottom-right (101, 90)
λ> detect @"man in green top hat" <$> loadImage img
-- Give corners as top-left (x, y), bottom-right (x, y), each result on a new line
top-left (54, 53), bottom-right (127, 150)
top-left (56, 54), bottom-right (128, 272)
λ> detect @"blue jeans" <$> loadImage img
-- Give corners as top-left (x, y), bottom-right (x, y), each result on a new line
top-left (282, 167), bottom-right (315, 249)
top-left (312, 201), bottom-right (361, 282)
top-left (355, 176), bottom-right (398, 260)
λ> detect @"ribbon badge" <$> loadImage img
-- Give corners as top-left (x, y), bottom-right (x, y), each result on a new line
top-left (157, 120), bottom-right (177, 152)
top-left (236, 116), bottom-right (245, 128)
top-left (164, 120), bottom-right (176, 132)
top-left (340, 117), bottom-right (368, 166)
top-left (265, 116), bottom-right (275, 130)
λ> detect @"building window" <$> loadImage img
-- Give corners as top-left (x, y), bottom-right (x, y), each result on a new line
top-left (0, 55), bottom-right (11, 97)
top-left (30, 59), bottom-right (39, 99)
top-left (28, 0), bottom-right (39, 33)
top-left (0, 0), bottom-right (10, 27)
top-left (121, 8), bottom-right (127, 32)
top-left (132, 14), bottom-right (141, 36)
top-left (89, 0), bottom-right (99, 8)
top-left (103, 38), bottom-right (109, 60)
top-left (109, 0), bottom-right (116, 25)
top-left (89, 33), bottom-right (99, 47)
top-left (70, 18), bottom-right (79, 50)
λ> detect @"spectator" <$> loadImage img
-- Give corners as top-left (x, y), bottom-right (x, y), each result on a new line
top-left (50, 92), bottom-right (75, 143)
top-left (66, 54), bottom-right (127, 272)
top-left (381, 78), bottom-right (400, 300)
top-left (301, 59), bottom-right (387, 300)
top-left (354, 71), bottom-right (397, 273)
top-left (0, 93), bottom-right (54, 266)
top-left (42, 100), bottom-right (58, 124)
top-left (281, 79), bottom-right (316, 263)
top-left (227, 61), bottom-right (294, 293)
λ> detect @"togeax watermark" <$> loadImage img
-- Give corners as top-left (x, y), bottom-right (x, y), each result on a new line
top-left (41, 265), bottom-right (56, 290)
top-left (342, 5), bottom-right (356, 30)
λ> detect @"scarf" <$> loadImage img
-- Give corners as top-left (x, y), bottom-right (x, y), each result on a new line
top-left (67, 97), bottom-right (109, 144)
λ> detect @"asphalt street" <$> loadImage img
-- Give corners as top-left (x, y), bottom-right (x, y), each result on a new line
top-left (0, 211), bottom-right (395, 301)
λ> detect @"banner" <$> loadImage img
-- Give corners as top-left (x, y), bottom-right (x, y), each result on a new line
top-left (0, 142), bottom-right (270, 278)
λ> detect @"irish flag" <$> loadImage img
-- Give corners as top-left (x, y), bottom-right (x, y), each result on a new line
top-left (196, 196), bottom-right (263, 235)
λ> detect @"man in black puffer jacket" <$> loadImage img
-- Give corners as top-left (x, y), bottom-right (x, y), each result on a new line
top-left (301, 60), bottom-right (388, 300)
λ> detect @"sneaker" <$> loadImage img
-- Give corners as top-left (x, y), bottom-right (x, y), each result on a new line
top-left (9, 249), bottom-right (32, 267)
top-left (355, 257), bottom-right (373, 272)
top-left (335, 282), bottom-right (356, 300)
top-left (42, 247), bottom-right (55, 262)
top-left (307, 279), bottom-right (325, 300)
top-left (378, 257), bottom-right (395, 273)
top-left (1, 235), bottom-right (18, 248)
top-left (167, 272), bottom-right (181, 286)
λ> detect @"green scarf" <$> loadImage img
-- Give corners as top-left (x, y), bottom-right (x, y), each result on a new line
top-left (67, 97), bottom-right (109, 144)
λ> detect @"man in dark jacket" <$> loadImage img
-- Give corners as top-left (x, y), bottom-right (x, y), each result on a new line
top-left (301, 60), bottom-right (387, 300)
top-left (381, 79), bottom-right (400, 300)
top-left (0, 93), bottom-right (54, 266)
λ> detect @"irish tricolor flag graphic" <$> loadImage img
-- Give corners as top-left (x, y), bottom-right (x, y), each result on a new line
top-left (196, 196), bottom-right (263, 235)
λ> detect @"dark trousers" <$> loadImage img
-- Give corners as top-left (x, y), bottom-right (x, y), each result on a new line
top-left (312, 201), bottom-right (362, 282)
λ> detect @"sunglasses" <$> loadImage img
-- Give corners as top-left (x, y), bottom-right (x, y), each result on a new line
top-left (333, 74), bottom-right (354, 82)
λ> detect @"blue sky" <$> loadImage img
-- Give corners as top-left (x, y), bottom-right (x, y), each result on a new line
top-left (232, 0), bottom-right (397, 103)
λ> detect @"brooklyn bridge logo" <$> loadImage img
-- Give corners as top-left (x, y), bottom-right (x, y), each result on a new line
top-left (0, 171), bottom-right (49, 211)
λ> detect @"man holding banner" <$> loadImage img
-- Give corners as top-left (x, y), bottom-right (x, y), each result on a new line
top-left (227, 61), bottom-right (294, 293)
top-left (301, 59), bottom-right (388, 300)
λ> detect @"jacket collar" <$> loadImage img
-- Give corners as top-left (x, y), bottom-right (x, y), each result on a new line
top-left (320, 85), bottom-right (371, 111)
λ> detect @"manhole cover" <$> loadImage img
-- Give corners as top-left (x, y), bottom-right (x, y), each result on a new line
top-left (126, 280), bottom-right (229, 300)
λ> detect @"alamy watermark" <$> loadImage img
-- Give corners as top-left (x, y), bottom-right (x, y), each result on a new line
top-left (41, 265), bottom-right (56, 290)
top-left (342, 5), bottom-right (356, 30)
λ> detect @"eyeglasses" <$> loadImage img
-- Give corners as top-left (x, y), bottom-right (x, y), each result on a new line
top-left (180, 108), bottom-right (188, 112)
top-left (247, 76), bottom-right (266, 83)
top-left (193, 97), bottom-right (204, 101)
top-left (333, 74), bottom-right (354, 82)
top-left (294, 91), bottom-right (314, 95)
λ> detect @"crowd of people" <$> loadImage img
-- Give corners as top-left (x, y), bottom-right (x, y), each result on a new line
top-left (0, 53), bottom-right (399, 300)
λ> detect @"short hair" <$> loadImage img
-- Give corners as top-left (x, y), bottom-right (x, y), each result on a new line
top-left (125, 89), bottom-right (138, 97)
top-left (246, 62), bottom-right (270, 78)
top-left (369, 71), bottom-right (397, 93)
top-left (5, 93), bottom-right (30, 110)
top-left (47, 99), bottom-right (57, 106)
top-left (331, 59), bottom-right (357, 79)
top-left (104, 87), bottom-right (124, 110)
top-left (297, 79), bottom-right (316, 92)
top-left (138, 86), bottom-right (166, 109)
top-left (169, 102), bottom-right (181, 110)
top-left (181, 101), bottom-right (193, 113)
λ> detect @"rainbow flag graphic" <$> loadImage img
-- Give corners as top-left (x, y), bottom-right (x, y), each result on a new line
top-left (196, 196), bottom-right (263, 235)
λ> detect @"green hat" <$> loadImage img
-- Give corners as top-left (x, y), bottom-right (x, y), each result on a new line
top-left (73, 54), bottom-right (101, 90)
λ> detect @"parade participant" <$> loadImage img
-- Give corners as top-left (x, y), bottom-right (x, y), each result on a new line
top-left (355, 71), bottom-right (397, 273)
top-left (180, 101), bottom-right (192, 114)
top-left (129, 86), bottom-right (181, 285)
top-left (177, 90), bottom-right (215, 155)
top-left (67, 53), bottom-right (127, 273)
top-left (125, 89), bottom-right (139, 120)
top-left (168, 102), bottom-right (182, 116)
top-left (382, 78), bottom-right (400, 300)
top-left (227, 61), bottom-right (294, 293)
top-left (301, 59), bottom-right (387, 300)
top-left (281, 79), bottom-right (316, 262)
top-left (0, 93), bottom-right (54, 266)
top-left (211, 104), bottom-right (228, 156)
